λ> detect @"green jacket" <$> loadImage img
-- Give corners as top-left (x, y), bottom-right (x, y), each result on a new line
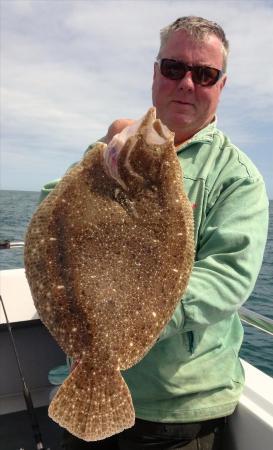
top-left (40, 121), bottom-right (268, 423)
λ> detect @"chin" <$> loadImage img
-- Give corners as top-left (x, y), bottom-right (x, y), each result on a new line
top-left (166, 116), bottom-right (193, 133)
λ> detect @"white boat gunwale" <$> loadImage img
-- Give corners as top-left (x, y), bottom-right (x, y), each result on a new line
top-left (0, 267), bottom-right (273, 450)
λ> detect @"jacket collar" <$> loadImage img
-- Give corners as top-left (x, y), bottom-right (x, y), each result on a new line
top-left (176, 117), bottom-right (217, 153)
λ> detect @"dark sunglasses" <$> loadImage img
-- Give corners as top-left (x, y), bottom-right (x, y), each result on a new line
top-left (157, 58), bottom-right (224, 86)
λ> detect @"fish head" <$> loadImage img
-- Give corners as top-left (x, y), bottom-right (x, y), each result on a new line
top-left (103, 107), bottom-right (175, 191)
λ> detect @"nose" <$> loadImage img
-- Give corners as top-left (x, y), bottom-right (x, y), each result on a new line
top-left (177, 70), bottom-right (195, 91)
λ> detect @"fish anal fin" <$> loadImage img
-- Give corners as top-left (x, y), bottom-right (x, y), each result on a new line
top-left (48, 359), bottom-right (135, 441)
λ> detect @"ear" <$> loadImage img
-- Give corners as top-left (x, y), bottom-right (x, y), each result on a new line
top-left (153, 62), bottom-right (158, 81)
top-left (220, 74), bottom-right (227, 91)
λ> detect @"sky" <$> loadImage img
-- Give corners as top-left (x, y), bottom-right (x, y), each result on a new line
top-left (1, 0), bottom-right (273, 198)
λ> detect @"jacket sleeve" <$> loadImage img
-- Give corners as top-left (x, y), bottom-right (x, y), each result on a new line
top-left (159, 175), bottom-right (269, 340)
top-left (38, 179), bottom-right (61, 203)
top-left (38, 143), bottom-right (100, 203)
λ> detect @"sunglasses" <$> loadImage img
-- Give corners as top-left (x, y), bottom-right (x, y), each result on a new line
top-left (157, 58), bottom-right (224, 86)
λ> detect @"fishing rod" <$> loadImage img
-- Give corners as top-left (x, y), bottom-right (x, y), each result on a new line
top-left (0, 295), bottom-right (49, 450)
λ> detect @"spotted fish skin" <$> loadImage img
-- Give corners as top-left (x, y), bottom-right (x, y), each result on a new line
top-left (24, 107), bottom-right (194, 441)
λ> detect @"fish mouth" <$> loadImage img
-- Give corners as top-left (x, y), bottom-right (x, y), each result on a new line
top-left (103, 108), bottom-right (174, 190)
top-left (142, 107), bottom-right (173, 145)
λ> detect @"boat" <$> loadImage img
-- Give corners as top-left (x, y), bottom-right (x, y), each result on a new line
top-left (1, 264), bottom-right (273, 449)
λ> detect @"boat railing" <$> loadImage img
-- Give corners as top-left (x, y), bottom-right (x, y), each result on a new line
top-left (239, 306), bottom-right (273, 336)
top-left (0, 240), bottom-right (25, 249)
top-left (1, 239), bottom-right (272, 337)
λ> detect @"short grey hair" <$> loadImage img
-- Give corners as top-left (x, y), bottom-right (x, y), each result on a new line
top-left (158, 16), bottom-right (229, 72)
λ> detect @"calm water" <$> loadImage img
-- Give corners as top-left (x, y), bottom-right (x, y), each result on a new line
top-left (0, 190), bottom-right (272, 377)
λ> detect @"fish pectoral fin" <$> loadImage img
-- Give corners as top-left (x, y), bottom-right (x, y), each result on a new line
top-left (48, 359), bottom-right (135, 441)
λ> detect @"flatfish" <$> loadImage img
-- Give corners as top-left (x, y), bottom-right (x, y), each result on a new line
top-left (24, 107), bottom-right (194, 441)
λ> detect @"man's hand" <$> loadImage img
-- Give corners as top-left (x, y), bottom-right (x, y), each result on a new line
top-left (101, 118), bottom-right (135, 144)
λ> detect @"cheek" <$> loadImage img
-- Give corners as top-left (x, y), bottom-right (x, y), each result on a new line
top-left (152, 78), bottom-right (174, 107)
top-left (196, 89), bottom-right (219, 113)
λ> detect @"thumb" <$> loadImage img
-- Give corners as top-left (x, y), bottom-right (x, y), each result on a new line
top-left (103, 118), bottom-right (135, 144)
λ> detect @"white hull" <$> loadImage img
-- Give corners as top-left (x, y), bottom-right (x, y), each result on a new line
top-left (1, 268), bottom-right (273, 449)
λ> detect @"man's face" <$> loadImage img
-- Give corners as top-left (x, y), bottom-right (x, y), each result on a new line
top-left (152, 30), bottom-right (227, 145)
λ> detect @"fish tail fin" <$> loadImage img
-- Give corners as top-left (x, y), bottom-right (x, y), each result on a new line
top-left (48, 359), bottom-right (135, 441)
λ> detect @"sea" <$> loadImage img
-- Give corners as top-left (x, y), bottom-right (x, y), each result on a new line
top-left (0, 190), bottom-right (272, 377)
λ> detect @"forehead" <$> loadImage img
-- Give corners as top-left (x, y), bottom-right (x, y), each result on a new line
top-left (161, 30), bottom-right (224, 67)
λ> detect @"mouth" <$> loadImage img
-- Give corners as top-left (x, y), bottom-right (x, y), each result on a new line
top-left (172, 100), bottom-right (194, 106)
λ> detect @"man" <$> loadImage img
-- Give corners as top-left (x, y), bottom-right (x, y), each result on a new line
top-left (42, 16), bottom-right (268, 450)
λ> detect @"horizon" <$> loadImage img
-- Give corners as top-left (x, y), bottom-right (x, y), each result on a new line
top-left (1, 188), bottom-right (273, 201)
